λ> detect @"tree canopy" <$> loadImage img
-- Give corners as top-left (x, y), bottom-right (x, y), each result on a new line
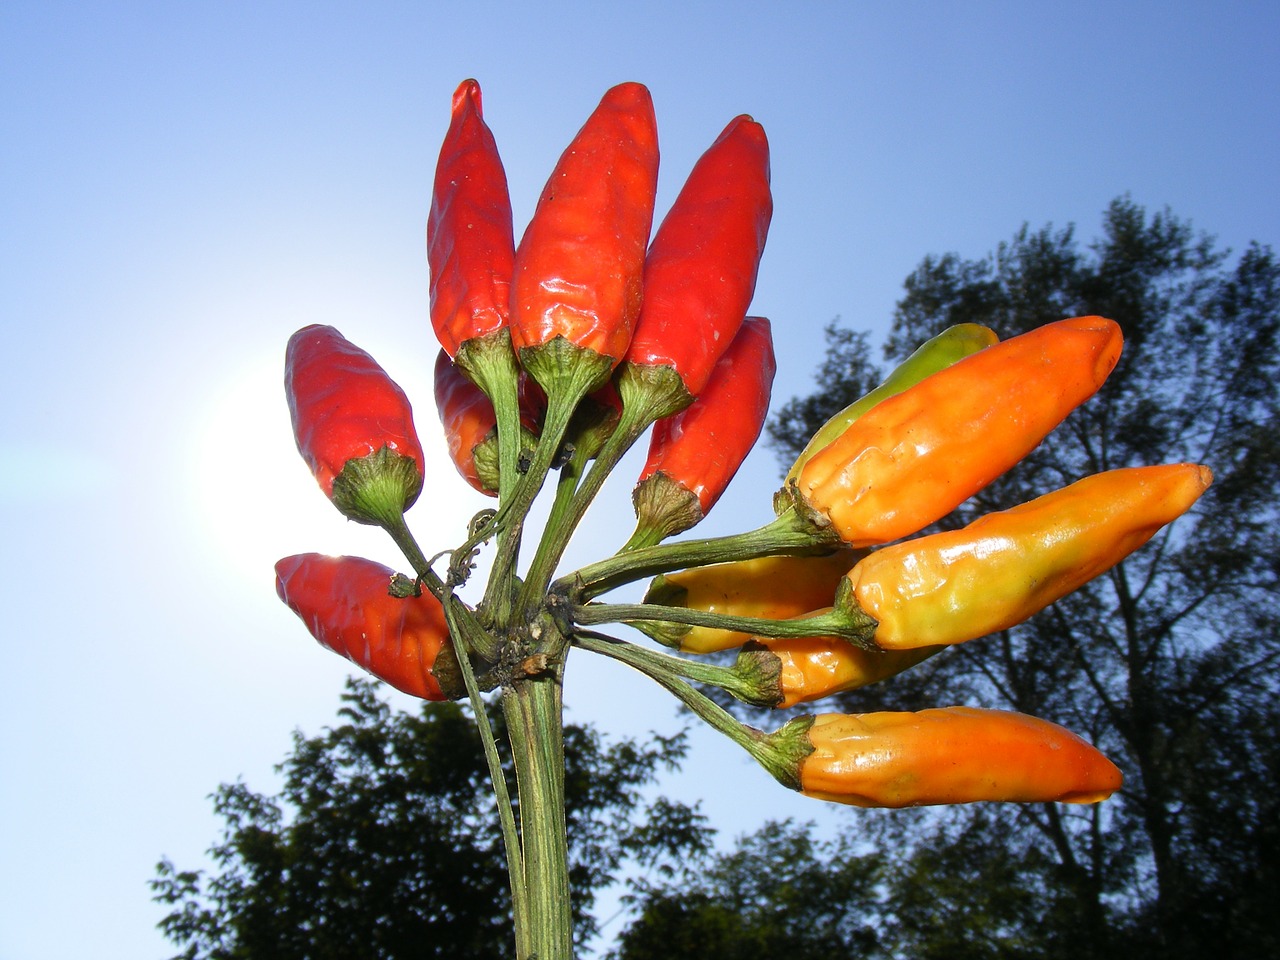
top-left (764, 196), bottom-right (1280, 958)
top-left (152, 679), bottom-right (707, 959)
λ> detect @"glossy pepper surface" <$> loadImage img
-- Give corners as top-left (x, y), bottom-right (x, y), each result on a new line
top-left (275, 553), bottom-right (459, 701)
top-left (784, 323), bottom-right (998, 486)
top-left (745, 629), bottom-right (940, 707)
top-left (285, 324), bottom-right (424, 522)
top-left (622, 114), bottom-right (772, 397)
top-left (645, 547), bottom-right (860, 653)
top-left (798, 707), bottom-right (1122, 807)
top-left (427, 79), bottom-right (515, 358)
top-left (844, 463), bottom-right (1213, 650)
top-left (795, 316), bottom-right (1123, 547)
top-left (510, 82), bottom-right (659, 371)
top-left (631, 317), bottom-right (776, 543)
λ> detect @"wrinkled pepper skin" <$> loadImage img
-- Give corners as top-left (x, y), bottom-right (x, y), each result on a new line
top-left (796, 316), bottom-right (1123, 547)
top-left (747, 629), bottom-right (940, 707)
top-left (275, 554), bottom-right (457, 701)
top-left (646, 547), bottom-right (861, 653)
top-left (784, 323), bottom-right (998, 486)
top-left (845, 463), bottom-right (1213, 650)
top-left (427, 79), bottom-right (515, 357)
top-left (633, 317), bottom-right (775, 538)
top-left (799, 707), bottom-right (1122, 807)
top-left (622, 114), bottom-right (772, 396)
top-left (284, 325), bottom-right (424, 513)
top-left (510, 82), bottom-right (659, 369)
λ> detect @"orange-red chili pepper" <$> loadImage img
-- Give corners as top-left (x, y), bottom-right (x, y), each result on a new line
top-left (510, 82), bottom-right (659, 383)
top-left (629, 317), bottom-right (775, 546)
top-left (284, 324), bottom-right (424, 524)
top-left (427, 79), bottom-right (515, 358)
top-left (797, 707), bottom-right (1122, 807)
top-left (621, 114), bottom-right (772, 398)
top-left (275, 554), bottom-right (459, 701)
top-left (783, 323), bottom-right (998, 487)
top-left (645, 549), bottom-right (861, 653)
top-left (744, 629), bottom-right (940, 707)
top-left (843, 463), bottom-right (1213, 650)
top-left (794, 316), bottom-right (1123, 547)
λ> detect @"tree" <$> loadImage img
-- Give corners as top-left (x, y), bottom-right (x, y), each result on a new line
top-left (152, 679), bottom-right (708, 960)
top-left (767, 197), bottom-right (1280, 958)
top-left (610, 820), bottom-right (883, 960)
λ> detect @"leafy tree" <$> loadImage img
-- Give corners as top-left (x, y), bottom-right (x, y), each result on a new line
top-left (610, 820), bottom-right (882, 960)
top-left (767, 197), bottom-right (1280, 958)
top-left (152, 679), bottom-right (708, 960)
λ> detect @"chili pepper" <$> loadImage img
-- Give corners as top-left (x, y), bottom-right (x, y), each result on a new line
top-left (427, 78), bottom-right (515, 359)
top-left (841, 463), bottom-right (1213, 650)
top-left (274, 553), bottom-right (461, 701)
top-left (434, 349), bottom-right (500, 496)
top-left (796, 707), bottom-right (1122, 807)
top-left (741, 629), bottom-right (941, 707)
top-left (783, 323), bottom-right (998, 487)
top-left (644, 547), bottom-right (861, 653)
top-left (617, 114), bottom-right (772, 420)
top-left (510, 82), bottom-right (659, 397)
top-left (792, 316), bottom-right (1123, 547)
top-left (626, 317), bottom-right (775, 549)
top-left (285, 324), bottom-right (424, 526)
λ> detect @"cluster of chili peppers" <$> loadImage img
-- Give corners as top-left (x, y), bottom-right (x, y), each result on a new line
top-left (272, 80), bottom-right (1210, 959)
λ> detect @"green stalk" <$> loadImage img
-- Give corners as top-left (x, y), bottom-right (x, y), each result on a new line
top-left (573, 631), bottom-right (807, 786)
top-left (573, 600), bottom-right (876, 645)
top-left (502, 668), bottom-right (571, 960)
top-left (571, 630), bottom-right (779, 707)
top-left (442, 601), bottom-right (531, 959)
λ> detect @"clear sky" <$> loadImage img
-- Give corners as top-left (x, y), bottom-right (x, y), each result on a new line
top-left (2, 2), bottom-right (1276, 957)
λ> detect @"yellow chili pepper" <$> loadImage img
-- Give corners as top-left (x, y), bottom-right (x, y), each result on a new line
top-left (645, 550), bottom-right (862, 653)
top-left (743, 625), bottom-right (941, 707)
top-left (843, 463), bottom-right (1212, 650)
top-left (794, 316), bottom-right (1123, 547)
top-left (784, 322), bottom-right (998, 487)
top-left (798, 707), bottom-right (1122, 807)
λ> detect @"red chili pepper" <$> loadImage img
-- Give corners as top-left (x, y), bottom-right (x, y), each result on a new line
top-left (284, 324), bottom-right (425, 525)
top-left (510, 82), bottom-right (659, 393)
top-left (796, 707), bottom-right (1122, 807)
top-left (628, 317), bottom-right (775, 547)
top-left (794, 316), bottom-right (1123, 547)
top-left (434, 350), bottom-right (543, 495)
top-left (427, 79), bottom-right (515, 358)
top-left (620, 114), bottom-right (771, 410)
top-left (275, 554), bottom-right (460, 701)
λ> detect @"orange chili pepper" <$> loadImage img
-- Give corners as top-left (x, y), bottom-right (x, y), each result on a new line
top-left (645, 547), bottom-right (861, 653)
top-left (744, 628), bottom-right (940, 707)
top-left (794, 316), bottom-right (1123, 546)
top-left (510, 82), bottom-right (659, 392)
top-left (797, 707), bottom-right (1122, 807)
top-left (843, 463), bottom-right (1213, 650)
top-left (275, 554), bottom-right (460, 701)
top-left (427, 78), bottom-right (516, 358)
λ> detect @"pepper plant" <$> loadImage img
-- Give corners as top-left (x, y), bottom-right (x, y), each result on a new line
top-left (274, 80), bottom-right (1209, 960)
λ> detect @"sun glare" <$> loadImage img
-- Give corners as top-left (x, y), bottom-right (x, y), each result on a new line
top-left (190, 352), bottom-right (472, 593)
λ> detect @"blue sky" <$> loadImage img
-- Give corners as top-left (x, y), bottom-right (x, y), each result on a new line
top-left (2, 2), bottom-right (1277, 957)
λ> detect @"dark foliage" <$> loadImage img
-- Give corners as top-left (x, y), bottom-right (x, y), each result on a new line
top-left (764, 197), bottom-right (1280, 958)
top-left (153, 679), bottom-right (708, 959)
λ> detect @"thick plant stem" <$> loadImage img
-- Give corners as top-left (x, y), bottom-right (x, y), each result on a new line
top-left (502, 670), bottom-right (572, 960)
top-left (563, 505), bottom-right (838, 601)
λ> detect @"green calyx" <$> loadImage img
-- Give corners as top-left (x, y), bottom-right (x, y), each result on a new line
top-left (330, 445), bottom-right (423, 527)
